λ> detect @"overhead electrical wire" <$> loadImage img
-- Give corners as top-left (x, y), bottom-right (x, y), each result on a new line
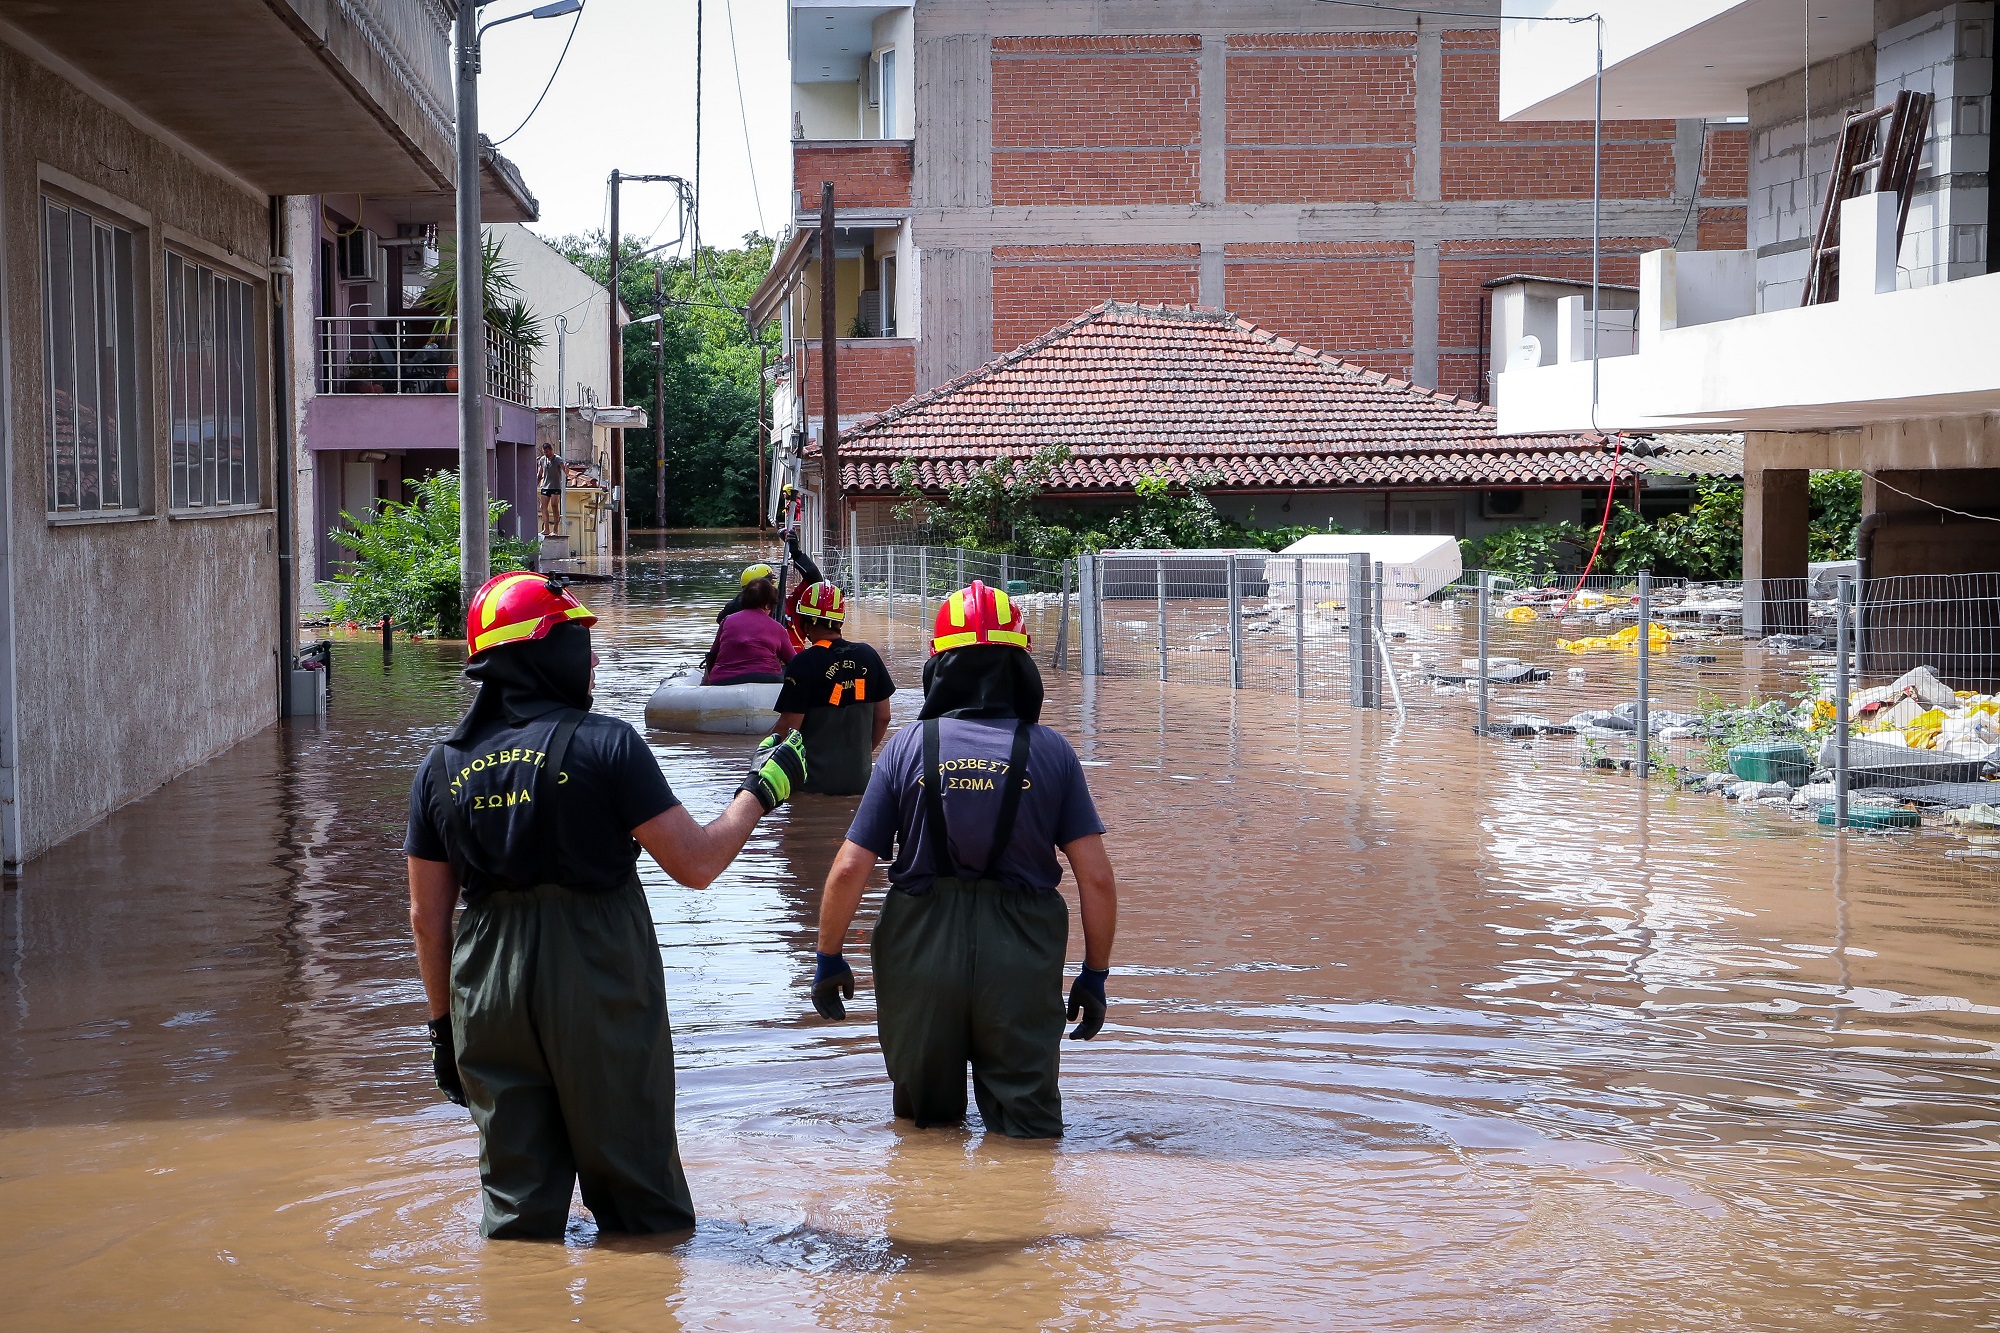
top-left (491, 1), bottom-right (587, 147)
top-left (725, 0), bottom-right (766, 234)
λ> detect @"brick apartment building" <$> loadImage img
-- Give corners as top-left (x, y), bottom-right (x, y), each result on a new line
top-left (756, 0), bottom-right (1749, 525)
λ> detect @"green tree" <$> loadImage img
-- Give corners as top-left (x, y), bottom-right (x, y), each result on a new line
top-left (550, 231), bottom-right (778, 528)
top-left (891, 446), bottom-right (1072, 551)
top-left (324, 470), bottom-right (536, 635)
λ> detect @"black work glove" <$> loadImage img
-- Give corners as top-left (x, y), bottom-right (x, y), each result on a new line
top-left (1067, 967), bottom-right (1109, 1041)
top-left (740, 730), bottom-right (808, 812)
top-left (427, 1016), bottom-right (466, 1106)
top-left (812, 951), bottom-right (856, 1020)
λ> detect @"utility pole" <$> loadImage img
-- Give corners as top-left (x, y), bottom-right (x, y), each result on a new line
top-left (606, 169), bottom-right (686, 553)
top-left (654, 264), bottom-right (667, 532)
top-left (607, 166), bottom-right (624, 555)
top-left (817, 182), bottom-right (841, 556)
top-left (455, 0), bottom-right (488, 610)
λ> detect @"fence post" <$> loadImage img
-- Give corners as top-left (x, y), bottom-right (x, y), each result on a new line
top-left (1637, 570), bottom-right (1652, 779)
top-left (1476, 571), bottom-right (1491, 735)
top-left (1348, 554), bottom-right (1372, 708)
top-left (1835, 575), bottom-right (1852, 830)
top-left (955, 547), bottom-right (966, 589)
top-left (1079, 552), bottom-right (1100, 677)
top-left (1055, 559), bottom-right (1071, 670)
top-left (848, 509), bottom-right (859, 564)
top-left (1227, 553), bottom-right (1244, 689)
top-left (1294, 555), bottom-right (1307, 699)
top-left (1001, 552), bottom-right (1010, 589)
top-left (1372, 561), bottom-right (1386, 709)
top-left (1156, 555), bottom-right (1168, 682)
top-left (886, 545), bottom-right (897, 599)
top-left (919, 547), bottom-right (929, 615)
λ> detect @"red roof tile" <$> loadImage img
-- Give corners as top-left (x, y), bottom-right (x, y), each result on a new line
top-left (826, 302), bottom-right (1637, 495)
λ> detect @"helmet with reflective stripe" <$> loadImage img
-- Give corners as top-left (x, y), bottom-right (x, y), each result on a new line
top-left (796, 581), bottom-right (846, 624)
top-left (465, 570), bottom-right (597, 658)
top-left (930, 580), bottom-right (1030, 655)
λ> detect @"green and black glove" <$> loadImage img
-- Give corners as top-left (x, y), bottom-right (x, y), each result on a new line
top-left (741, 730), bottom-right (808, 812)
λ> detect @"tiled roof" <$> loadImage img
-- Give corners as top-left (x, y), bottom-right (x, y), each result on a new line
top-left (1632, 432), bottom-right (1744, 479)
top-left (828, 303), bottom-right (1639, 495)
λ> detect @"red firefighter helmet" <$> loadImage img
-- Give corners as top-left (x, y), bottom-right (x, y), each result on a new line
top-left (465, 570), bottom-right (597, 657)
top-left (930, 580), bottom-right (1030, 656)
top-left (796, 581), bottom-right (847, 624)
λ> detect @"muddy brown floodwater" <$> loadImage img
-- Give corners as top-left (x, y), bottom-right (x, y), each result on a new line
top-left (4, 536), bottom-right (1999, 1331)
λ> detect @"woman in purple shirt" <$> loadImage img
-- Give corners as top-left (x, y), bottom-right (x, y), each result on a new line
top-left (704, 579), bottom-right (796, 685)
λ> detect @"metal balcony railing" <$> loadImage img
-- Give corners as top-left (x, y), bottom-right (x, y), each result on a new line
top-left (316, 315), bottom-right (533, 406)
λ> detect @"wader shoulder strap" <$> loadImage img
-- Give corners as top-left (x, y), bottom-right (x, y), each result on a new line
top-left (427, 745), bottom-right (473, 889)
top-left (531, 710), bottom-right (583, 883)
top-left (984, 721), bottom-right (1033, 878)
top-left (920, 717), bottom-right (1032, 882)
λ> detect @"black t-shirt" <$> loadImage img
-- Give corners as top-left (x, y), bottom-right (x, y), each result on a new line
top-left (774, 638), bottom-right (896, 714)
top-left (775, 639), bottom-right (897, 796)
top-left (404, 711), bottom-right (679, 898)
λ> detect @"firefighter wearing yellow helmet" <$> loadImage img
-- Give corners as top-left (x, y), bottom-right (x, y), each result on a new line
top-left (807, 581), bottom-right (1119, 1138)
top-left (770, 580), bottom-right (896, 796)
top-left (404, 570), bottom-right (806, 1239)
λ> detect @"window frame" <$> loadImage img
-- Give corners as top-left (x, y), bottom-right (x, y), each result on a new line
top-left (162, 243), bottom-right (267, 517)
top-left (38, 186), bottom-right (149, 522)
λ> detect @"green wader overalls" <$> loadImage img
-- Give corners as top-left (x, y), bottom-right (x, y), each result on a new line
top-left (869, 718), bottom-right (1070, 1138)
top-left (431, 712), bottom-right (695, 1239)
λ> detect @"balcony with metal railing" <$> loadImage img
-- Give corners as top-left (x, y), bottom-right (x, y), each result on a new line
top-left (316, 315), bottom-right (533, 406)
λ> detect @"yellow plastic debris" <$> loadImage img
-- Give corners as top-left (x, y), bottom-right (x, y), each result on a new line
top-left (1504, 606), bottom-right (1539, 622)
top-left (1557, 622), bottom-right (1671, 654)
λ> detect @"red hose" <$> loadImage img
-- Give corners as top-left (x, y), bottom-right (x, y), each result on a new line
top-left (1558, 431), bottom-right (1625, 615)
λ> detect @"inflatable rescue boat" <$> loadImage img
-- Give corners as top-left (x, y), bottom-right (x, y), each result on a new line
top-left (644, 670), bottom-right (781, 734)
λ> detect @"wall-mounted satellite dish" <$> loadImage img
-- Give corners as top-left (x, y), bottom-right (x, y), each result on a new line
top-left (1513, 334), bottom-right (1543, 370)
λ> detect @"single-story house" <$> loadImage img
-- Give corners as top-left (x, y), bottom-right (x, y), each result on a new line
top-left (800, 302), bottom-right (1645, 545)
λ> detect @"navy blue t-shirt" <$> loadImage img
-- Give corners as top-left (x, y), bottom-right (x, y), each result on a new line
top-left (847, 717), bottom-right (1105, 894)
top-left (404, 711), bottom-right (679, 897)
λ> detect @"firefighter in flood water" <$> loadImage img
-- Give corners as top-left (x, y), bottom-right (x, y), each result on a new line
top-left (404, 571), bottom-right (806, 1239)
top-left (769, 581), bottom-right (896, 796)
top-left (807, 581), bottom-right (1119, 1137)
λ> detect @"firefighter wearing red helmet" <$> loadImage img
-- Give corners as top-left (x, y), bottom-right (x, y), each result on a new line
top-left (404, 570), bottom-right (806, 1239)
top-left (808, 580), bottom-right (1119, 1138)
top-left (769, 580), bottom-right (897, 795)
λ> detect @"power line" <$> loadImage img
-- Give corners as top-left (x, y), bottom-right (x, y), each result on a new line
top-left (724, 0), bottom-right (766, 234)
top-left (490, 2), bottom-right (587, 147)
top-left (1872, 473), bottom-right (2000, 524)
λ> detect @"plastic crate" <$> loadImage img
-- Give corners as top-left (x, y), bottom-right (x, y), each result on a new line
top-left (1728, 741), bottom-right (1811, 786)
top-left (1816, 805), bottom-right (1921, 831)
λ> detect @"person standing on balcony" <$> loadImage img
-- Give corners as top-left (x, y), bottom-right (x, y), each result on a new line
top-left (806, 581), bottom-right (1118, 1138)
top-left (536, 443), bottom-right (564, 539)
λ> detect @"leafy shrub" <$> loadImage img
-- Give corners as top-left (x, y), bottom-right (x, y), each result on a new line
top-left (325, 470), bottom-right (536, 636)
top-left (1808, 470), bottom-right (1861, 561)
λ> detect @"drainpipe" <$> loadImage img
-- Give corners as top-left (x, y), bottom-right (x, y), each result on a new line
top-left (1854, 510), bottom-right (1886, 584)
top-left (270, 195), bottom-right (298, 717)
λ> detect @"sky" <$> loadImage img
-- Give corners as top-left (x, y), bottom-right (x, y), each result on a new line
top-left (474, 0), bottom-right (792, 253)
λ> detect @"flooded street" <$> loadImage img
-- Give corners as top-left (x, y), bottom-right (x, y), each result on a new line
top-left (4, 537), bottom-right (1999, 1330)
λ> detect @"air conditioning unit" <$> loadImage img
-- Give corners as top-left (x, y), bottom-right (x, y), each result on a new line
top-left (337, 229), bottom-right (378, 283)
top-left (1481, 489), bottom-right (1549, 521)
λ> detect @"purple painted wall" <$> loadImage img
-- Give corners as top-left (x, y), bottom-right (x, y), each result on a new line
top-left (305, 394), bottom-right (535, 452)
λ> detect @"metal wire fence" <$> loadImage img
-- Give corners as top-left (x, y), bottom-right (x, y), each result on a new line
top-left (835, 544), bottom-right (2000, 857)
